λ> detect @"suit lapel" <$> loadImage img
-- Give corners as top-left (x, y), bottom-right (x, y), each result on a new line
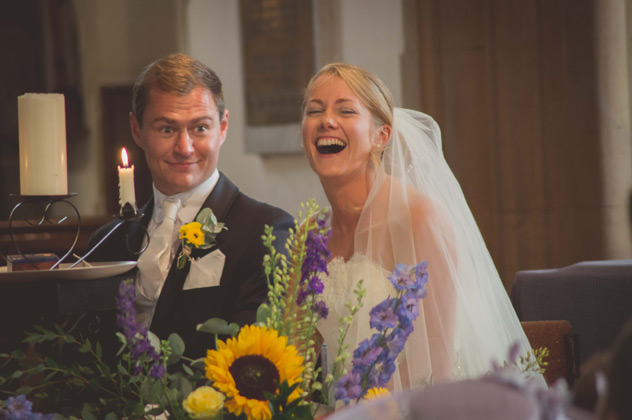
top-left (202, 172), bottom-right (240, 223)
top-left (150, 173), bottom-right (239, 335)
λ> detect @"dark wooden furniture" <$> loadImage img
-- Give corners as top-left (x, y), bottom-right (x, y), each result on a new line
top-left (0, 270), bottom-right (133, 357)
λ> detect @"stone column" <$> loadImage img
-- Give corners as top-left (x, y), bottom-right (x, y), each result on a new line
top-left (595, 0), bottom-right (632, 258)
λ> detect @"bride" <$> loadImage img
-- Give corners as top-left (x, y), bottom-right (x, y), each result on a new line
top-left (301, 63), bottom-right (545, 392)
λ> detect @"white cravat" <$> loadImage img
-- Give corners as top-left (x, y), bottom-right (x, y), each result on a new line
top-left (135, 197), bottom-right (181, 326)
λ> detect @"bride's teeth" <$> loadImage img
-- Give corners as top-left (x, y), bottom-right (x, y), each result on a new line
top-left (317, 138), bottom-right (345, 147)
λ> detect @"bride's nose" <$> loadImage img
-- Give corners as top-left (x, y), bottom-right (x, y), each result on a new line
top-left (319, 111), bottom-right (337, 129)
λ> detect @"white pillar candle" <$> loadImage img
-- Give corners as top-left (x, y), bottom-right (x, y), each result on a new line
top-left (18, 93), bottom-right (68, 196)
top-left (118, 148), bottom-right (136, 208)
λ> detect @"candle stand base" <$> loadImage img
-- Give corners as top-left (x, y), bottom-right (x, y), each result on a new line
top-left (6, 194), bottom-right (80, 270)
top-left (4, 194), bottom-right (148, 271)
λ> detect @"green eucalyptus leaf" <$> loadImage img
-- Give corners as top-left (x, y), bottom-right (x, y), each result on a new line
top-left (117, 364), bottom-right (129, 377)
top-left (15, 385), bottom-right (32, 394)
top-left (78, 338), bottom-right (92, 353)
top-left (81, 405), bottom-right (97, 420)
top-left (182, 364), bottom-right (194, 376)
top-left (256, 304), bottom-right (271, 324)
top-left (197, 318), bottom-right (240, 336)
top-left (168, 333), bottom-right (185, 356)
top-left (146, 406), bottom-right (166, 416)
top-left (12, 370), bottom-right (23, 379)
top-left (190, 358), bottom-right (206, 369)
top-left (11, 349), bottom-right (25, 360)
top-left (147, 331), bottom-right (162, 354)
top-left (42, 331), bottom-right (57, 341)
top-left (104, 413), bottom-right (118, 420)
top-left (196, 208), bottom-right (217, 225)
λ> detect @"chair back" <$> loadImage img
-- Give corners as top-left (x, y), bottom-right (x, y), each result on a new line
top-left (511, 260), bottom-right (632, 365)
top-left (521, 320), bottom-right (579, 386)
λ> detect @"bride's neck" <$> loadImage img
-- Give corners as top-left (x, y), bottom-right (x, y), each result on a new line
top-left (320, 170), bottom-right (374, 260)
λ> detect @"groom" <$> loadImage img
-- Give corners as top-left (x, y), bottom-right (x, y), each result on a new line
top-left (89, 53), bottom-right (293, 358)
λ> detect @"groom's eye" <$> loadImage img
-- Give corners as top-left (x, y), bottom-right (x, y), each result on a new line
top-left (192, 125), bottom-right (208, 134)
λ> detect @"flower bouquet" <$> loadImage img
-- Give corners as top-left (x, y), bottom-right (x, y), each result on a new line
top-left (0, 200), bottom-right (429, 419)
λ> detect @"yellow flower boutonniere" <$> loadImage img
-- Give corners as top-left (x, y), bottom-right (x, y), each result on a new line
top-left (177, 207), bottom-right (227, 269)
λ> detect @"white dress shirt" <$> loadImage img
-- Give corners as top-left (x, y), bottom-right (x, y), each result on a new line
top-left (136, 169), bottom-right (220, 327)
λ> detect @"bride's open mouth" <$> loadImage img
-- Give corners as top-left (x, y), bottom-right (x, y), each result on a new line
top-left (316, 138), bottom-right (347, 155)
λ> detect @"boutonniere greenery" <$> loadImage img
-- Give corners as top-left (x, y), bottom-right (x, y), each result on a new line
top-left (177, 207), bottom-right (226, 269)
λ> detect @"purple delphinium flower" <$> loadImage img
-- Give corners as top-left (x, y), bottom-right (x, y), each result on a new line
top-left (312, 300), bottom-right (329, 319)
top-left (297, 218), bottom-right (331, 322)
top-left (369, 298), bottom-right (398, 331)
top-left (116, 280), bottom-right (165, 379)
top-left (334, 371), bottom-right (362, 402)
top-left (150, 363), bottom-right (167, 380)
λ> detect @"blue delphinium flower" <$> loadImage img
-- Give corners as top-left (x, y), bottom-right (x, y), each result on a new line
top-left (334, 371), bottom-right (362, 403)
top-left (369, 299), bottom-right (399, 331)
top-left (4, 394), bottom-right (32, 418)
top-left (0, 395), bottom-right (54, 420)
top-left (388, 263), bottom-right (416, 290)
top-left (399, 292), bottom-right (420, 322)
top-left (335, 260), bottom-right (429, 403)
top-left (384, 327), bottom-right (410, 356)
top-left (352, 336), bottom-right (383, 369)
top-left (116, 281), bottom-right (165, 379)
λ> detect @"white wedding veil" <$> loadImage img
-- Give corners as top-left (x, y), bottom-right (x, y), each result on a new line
top-left (352, 108), bottom-right (545, 388)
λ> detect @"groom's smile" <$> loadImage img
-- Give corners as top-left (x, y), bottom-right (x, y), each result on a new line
top-left (131, 86), bottom-right (229, 196)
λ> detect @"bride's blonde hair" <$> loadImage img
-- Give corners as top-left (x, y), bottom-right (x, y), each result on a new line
top-left (302, 63), bottom-right (394, 169)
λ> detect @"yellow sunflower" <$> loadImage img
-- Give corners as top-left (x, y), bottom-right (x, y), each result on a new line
top-left (205, 325), bottom-right (304, 420)
top-left (179, 221), bottom-right (205, 247)
top-left (364, 387), bottom-right (390, 400)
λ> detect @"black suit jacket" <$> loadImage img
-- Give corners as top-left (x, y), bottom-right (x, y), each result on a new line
top-left (88, 173), bottom-right (293, 358)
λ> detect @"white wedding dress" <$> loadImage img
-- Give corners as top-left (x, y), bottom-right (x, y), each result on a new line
top-left (317, 109), bottom-right (546, 396)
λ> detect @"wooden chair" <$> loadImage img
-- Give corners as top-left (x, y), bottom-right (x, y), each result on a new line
top-left (521, 320), bottom-right (580, 386)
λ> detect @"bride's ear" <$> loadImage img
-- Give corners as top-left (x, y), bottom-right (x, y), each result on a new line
top-left (375, 124), bottom-right (392, 149)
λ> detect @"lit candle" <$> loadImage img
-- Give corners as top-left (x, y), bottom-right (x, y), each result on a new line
top-left (18, 93), bottom-right (68, 196)
top-left (118, 148), bottom-right (136, 209)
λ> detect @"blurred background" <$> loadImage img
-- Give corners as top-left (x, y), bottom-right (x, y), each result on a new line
top-left (1, 0), bottom-right (631, 289)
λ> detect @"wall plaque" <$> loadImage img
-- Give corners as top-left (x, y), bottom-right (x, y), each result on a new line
top-left (240, 0), bottom-right (315, 130)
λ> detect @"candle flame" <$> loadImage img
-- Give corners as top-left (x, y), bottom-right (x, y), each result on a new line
top-left (121, 148), bottom-right (129, 167)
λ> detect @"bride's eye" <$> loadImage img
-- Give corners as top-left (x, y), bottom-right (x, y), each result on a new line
top-left (340, 108), bottom-right (356, 115)
top-left (305, 108), bottom-right (322, 116)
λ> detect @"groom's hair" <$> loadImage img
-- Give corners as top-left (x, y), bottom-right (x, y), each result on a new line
top-left (132, 53), bottom-right (225, 126)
